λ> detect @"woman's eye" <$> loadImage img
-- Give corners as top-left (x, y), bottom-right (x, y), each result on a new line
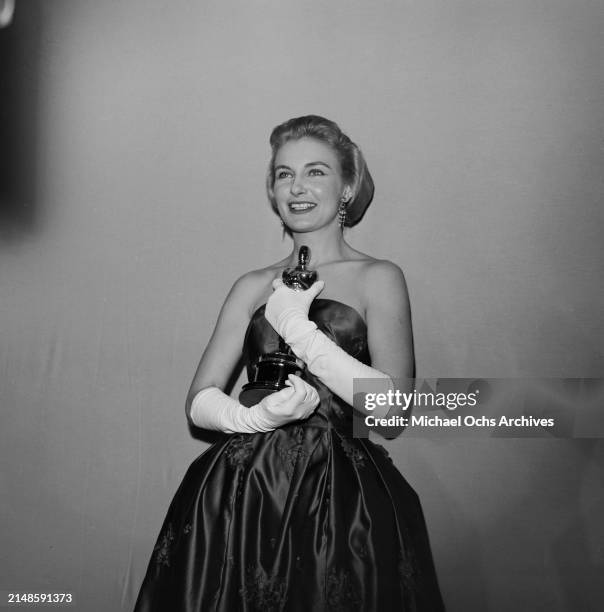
top-left (308, 168), bottom-right (325, 176)
top-left (276, 170), bottom-right (292, 180)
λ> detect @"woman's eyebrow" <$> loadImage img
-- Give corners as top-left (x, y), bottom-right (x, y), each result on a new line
top-left (274, 161), bottom-right (332, 171)
top-left (305, 161), bottom-right (332, 169)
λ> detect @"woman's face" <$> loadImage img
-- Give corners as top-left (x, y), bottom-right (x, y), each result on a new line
top-left (272, 137), bottom-right (348, 233)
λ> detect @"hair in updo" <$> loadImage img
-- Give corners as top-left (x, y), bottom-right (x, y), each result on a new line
top-left (266, 115), bottom-right (374, 227)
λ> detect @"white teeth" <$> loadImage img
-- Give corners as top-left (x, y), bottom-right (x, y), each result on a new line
top-left (289, 202), bottom-right (316, 210)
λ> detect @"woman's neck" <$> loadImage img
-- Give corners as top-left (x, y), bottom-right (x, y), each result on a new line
top-left (289, 225), bottom-right (347, 268)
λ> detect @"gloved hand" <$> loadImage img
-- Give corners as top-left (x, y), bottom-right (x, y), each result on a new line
top-left (260, 374), bottom-right (320, 424)
top-left (264, 278), bottom-right (325, 338)
top-left (189, 374), bottom-right (319, 433)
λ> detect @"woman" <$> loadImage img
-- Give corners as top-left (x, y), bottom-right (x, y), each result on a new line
top-left (134, 115), bottom-right (445, 611)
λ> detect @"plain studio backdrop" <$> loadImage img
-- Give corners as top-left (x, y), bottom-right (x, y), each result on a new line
top-left (1, 1), bottom-right (603, 610)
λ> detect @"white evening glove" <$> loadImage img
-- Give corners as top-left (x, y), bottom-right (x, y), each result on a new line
top-left (264, 279), bottom-right (392, 409)
top-left (189, 374), bottom-right (319, 434)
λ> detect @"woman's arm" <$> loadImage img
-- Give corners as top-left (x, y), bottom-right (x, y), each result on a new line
top-left (363, 260), bottom-right (414, 381)
top-left (185, 271), bottom-right (320, 432)
top-left (362, 261), bottom-right (415, 427)
top-left (185, 271), bottom-right (259, 422)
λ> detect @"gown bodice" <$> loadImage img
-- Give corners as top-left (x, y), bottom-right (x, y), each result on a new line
top-left (242, 298), bottom-right (370, 428)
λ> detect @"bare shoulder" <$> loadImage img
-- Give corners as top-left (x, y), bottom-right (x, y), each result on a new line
top-left (358, 259), bottom-right (410, 316)
top-left (342, 248), bottom-right (406, 284)
top-left (227, 265), bottom-right (280, 316)
top-left (230, 267), bottom-right (272, 293)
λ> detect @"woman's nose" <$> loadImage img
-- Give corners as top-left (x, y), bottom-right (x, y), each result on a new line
top-left (290, 175), bottom-right (307, 195)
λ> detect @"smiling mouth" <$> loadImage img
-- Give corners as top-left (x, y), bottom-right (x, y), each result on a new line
top-left (288, 201), bottom-right (317, 212)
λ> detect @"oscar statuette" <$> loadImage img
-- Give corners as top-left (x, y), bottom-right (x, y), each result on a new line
top-left (239, 246), bottom-right (318, 407)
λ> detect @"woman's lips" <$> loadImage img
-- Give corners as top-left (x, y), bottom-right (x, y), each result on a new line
top-left (288, 201), bottom-right (317, 213)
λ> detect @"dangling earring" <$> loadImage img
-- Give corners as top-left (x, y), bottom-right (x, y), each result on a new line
top-left (280, 218), bottom-right (287, 240)
top-left (339, 188), bottom-right (351, 228)
top-left (338, 201), bottom-right (348, 228)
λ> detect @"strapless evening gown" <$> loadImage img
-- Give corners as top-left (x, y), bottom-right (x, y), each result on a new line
top-left (134, 299), bottom-right (445, 611)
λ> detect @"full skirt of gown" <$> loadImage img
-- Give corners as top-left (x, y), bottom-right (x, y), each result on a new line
top-left (134, 299), bottom-right (445, 611)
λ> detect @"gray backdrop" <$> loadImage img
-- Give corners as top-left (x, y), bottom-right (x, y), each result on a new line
top-left (1, 1), bottom-right (603, 610)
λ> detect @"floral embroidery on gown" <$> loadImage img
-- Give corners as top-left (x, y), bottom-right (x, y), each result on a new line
top-left (134, 299), bottom-right (446, 611)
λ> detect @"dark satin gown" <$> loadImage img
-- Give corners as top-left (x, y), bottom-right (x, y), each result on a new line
top-left (134, 299), bottom-right (445, 611)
